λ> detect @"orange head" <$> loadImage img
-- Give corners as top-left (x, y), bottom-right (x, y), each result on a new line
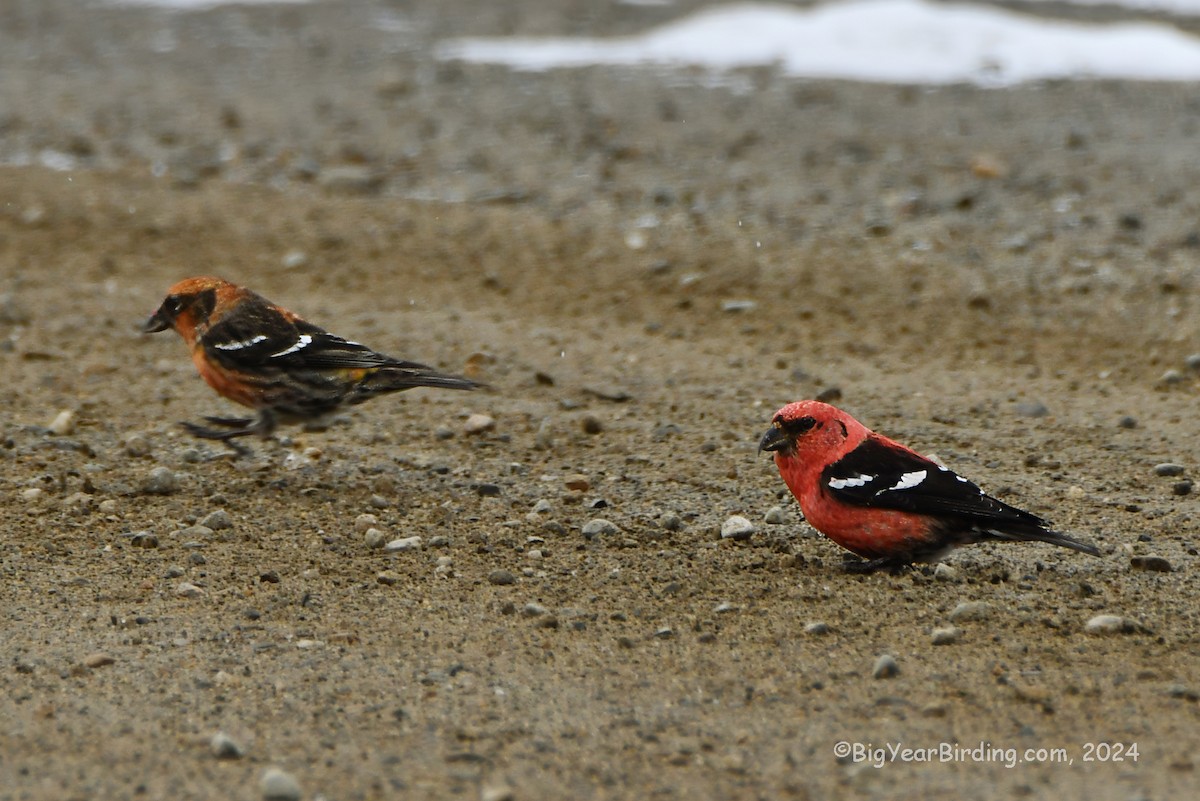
top-left (758, 400), bottom-right (871, 467)
top-left (142, 276), bottom-right (243, 346)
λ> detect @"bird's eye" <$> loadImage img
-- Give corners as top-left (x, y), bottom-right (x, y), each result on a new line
top-left (164, 296), bottom-right (185, 316)
top-left (790, 415), bottom-right (817, 435)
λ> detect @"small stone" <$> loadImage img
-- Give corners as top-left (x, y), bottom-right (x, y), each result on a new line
top-left (1130, 556), bottom-right (1173, 573)
top-left (805, 622), bottom-right (830, 635)
top-left (1117, 416), bottom-right (1138, 430)
top-left (384, 536), bottom-right (422, 553)
top-left (660, 512), bottom-right (683, 532)
top-left (1187, 353), bottom-right (1200, 372)
top-left (1014, 401), bottom-right (1049, 418)
top-left (1173, 480), bottom-right (1193, 496)
top-left (1167, 684), bottom-right (1199, 701)
top-left (376, 571), bottom-right (401, 586)
top-left (363, 528), bottom-right (388, 549)
top-left (1085, 614), bottom-right (1145, 635)
top-left (931, 627), bottom-right (961, 645)
top-left (763, 506), bottom-right (786, 524)
top-left (1160, 368), bottom-right (1186, 385)
top-left (532, 499), bottom-right (552, 514)
top-left (481, 785), bottom-right (516, 801)
top-left (488, 569), bottom-right (516, 586)
top-left (175, 582), bottom-right (205, 598)
top-left (713, 601), bottom-right (737, 614)
top-left (354, 513), bottom-right (379, 533)
top-left (369, 494), bottom-right (390, 509)
top-left (475, 482), bottom-right (501, 497)
top-left (1154, 463), bottom-right (1186, 477)
top-left (200, 509), bottom-right (233, 531)
top-left (98, 499), bottom-right (119, 514)
top-left (720, 515), bottom-right (755, 541)
top-left (582, 519), bottom-right (619, 539)
top-left (564, 474), bottom-right (590, 492)
top-left (581, 414), bottom-right (603, 435)
top-left (130, 532), bottom-right (159, 549)
top-left (933, 563), bottom-right (960, 582)
top-left (83, 652), bottom-right (115, 668)
top-left (141, 466), bottom-right (178, 495)
top-left (260, 766), bottom-right (302, 801)
top-left (950, 601), bottom-right (993, 622)
top-left (210, 731), bottom-right (244, 760)
top-left (464, 413), bottom-right (495, 434)
top-left (522, 602), bottom-right (548, 617)
top-left (47, 409), bottom-right (75, 435)
top-left (653, 626), bottom-right (674, 639)
top-left (20, 487), bottom-right (43, 502)
top-left (721, 299), bottom-right (757, 313)
top-left (872, 654), bottom-right (900, 679)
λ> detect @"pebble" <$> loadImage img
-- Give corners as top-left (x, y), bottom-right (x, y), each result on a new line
top-left (464, 413), bottom-right (495, 434)
top-left (714, 601), bottom-right (737, 614)
top-left (1085, 614), bottom-right (1144, 635)
top-left (763, 506), bottom-right (786, 524)
top-left (564, 474), bottom-right (590, 492)
top-left (582, 519), bottom-right (619, 539)
top-left (20, 487), bottom-right (43, 502)
top-left (475, 482), bottom-right (502, 497)
top-left (805, 622), bottom-right (830, 635)
top-left (384, 536), bottom-right (422, 553)
top-left (369, 494), bottom-right (390, 509)
top-left (210, 731), bottom-right (244, 760)
top-left (522, 602), bottom-right (548, 617)
top-left (1154, 463), bottom-right (1186, 477)
top-left (1117, 415), bottom-right (1138, 429)
top-left (363, 528), bottom-right (388, 549)
top-left (1187, 353), bottom-right (1200, 372)
top-left (1130, 555), bottom-right (1173, 573)
top-left (933, 563), bottom-right (960, 582)
top-left (1014, 401), bottom-right (1049, 418)
top-left (660, 512), bottom-right (683, 532)
top-left (354, 513), bottom-right (379, 533)
top-left (720, 515), bottom-right (755, 541)
top-left (872, 654), bottom-right (900, 679)
top-left (1173, 480), bottom-right (1193, 496)
top-left (130, 532), bottom-right (159, 549)
top-left (949, 601), bottom-right (993, 622)
top-left (481, 785), bottom-right (516, 801)
top-left (200, 509), bottom-right (233, 531)
top-left (581, 414), bottom-right (603, 435)
top-left (532, 499), bottom-right (552, 514)
top-left (931, 627), bottom-right (961, 645)
top-left (260, 767), bottom-right (302, 801)
top-left (47, 409), bottom-right (75, 435)
top-left (376, 571), bottom-right (401, 586)
top-left (175, 582), bottom-right (205, 598)
top-left (121, 433), bottom-right (151, 457)
top-left (1160, 368), bottom-right (1186, 385)
top-left (141, 466), bottom-right (178, 495)
top-left (488, 569), bottom-right (516, 586)
top-left (83, 652), bottom-right (115, 668)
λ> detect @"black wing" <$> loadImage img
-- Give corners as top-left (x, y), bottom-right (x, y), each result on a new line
top-left (201, 301), bottom-right (428, 372)
top-left (821, 434), bottom-right (1048, 528)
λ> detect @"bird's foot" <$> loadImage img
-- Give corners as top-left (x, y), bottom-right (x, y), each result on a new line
top-left (841, 557), bottom-right (913, 575)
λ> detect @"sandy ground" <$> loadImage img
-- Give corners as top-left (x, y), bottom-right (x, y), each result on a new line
top-left (1, 1), bottom-right (1199, 799)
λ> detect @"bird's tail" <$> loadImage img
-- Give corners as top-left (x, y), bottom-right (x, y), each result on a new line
top-left (988, 527), bottom-right (1101, 557)
top-left (356, 364), bottom-right (481, 396)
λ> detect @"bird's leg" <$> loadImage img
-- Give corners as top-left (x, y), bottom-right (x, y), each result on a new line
top-left (179, 410), bottom-right (277, 453)
top-left (841, 556), bottom-right (913, 575)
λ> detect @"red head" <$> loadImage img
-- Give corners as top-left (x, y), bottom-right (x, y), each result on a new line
top-left (759, 400), bottom-right (871, 465)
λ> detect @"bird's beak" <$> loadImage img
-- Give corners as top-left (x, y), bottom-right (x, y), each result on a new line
top-left (758, 425), bottom-right (789, 454)
top-left (141, 308), bottom-right (171, 333)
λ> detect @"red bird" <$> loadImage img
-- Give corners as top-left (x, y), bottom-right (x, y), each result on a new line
top-left (759, 400), bottom-right (1100, 570)
top-left (143, 276), bottom-right (479, 444)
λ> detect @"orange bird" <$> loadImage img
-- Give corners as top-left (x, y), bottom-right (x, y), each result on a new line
top-left (143, 276), bottom-right (478, 444)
